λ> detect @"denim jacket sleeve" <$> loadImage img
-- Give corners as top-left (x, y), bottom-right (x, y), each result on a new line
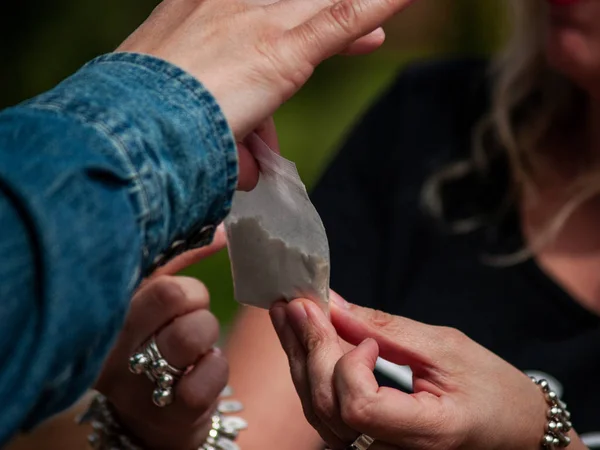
top-left (0, 52), bottom-right (237, 441)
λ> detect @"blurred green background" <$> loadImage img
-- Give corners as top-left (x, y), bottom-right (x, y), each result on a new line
top-left (0, 0), bottom-right (506, 325)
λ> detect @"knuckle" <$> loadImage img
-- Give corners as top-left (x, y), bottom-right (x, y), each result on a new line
top-left (328, 1), bottom-right (361, 35)
top-left (168, 313), bottom-right (219, 356)
top-left (437, 326), bottom-right (467, 349)
top-left (254, 37), bottom-right (314, 97)
top-left (304, 329), bottom-right (326, 353)
top-left (366, 308), bottom-right (400, 332)
top-left (145, 275), bottom-right (186, 309)
top-left (177, 276), bottom-right (210, 307)
top-left (312, 387), bottom-right (335, 422)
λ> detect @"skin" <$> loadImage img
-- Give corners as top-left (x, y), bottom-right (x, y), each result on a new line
top-left (12, 0), bottom-right (600, 449)
top-left (272, 296), bottom-right (588, 449)
top-left (525, 0), bottom-right (600, 317)
top-left (116, 0), bottom-right (410, 191)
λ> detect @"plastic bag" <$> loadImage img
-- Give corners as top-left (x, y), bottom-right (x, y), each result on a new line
top-left (224, 133), bottom-right (330, 311)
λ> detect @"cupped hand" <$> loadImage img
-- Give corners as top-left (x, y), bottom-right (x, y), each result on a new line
top-left (270, 293), bottom-right (581, 450)
top-left (94, 231), bottom-right (228, 450)
top-left (117, 0), bottom-right (413, 190)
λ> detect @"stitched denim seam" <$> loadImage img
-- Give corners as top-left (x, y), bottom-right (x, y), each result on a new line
top-left (92, 59), bottom-right (227, 212)
top-left (26, 102), bottom-right (152, 256)
top-left (89, 58), bottom-right (236, 196)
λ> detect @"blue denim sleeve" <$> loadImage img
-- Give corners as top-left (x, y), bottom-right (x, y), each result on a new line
top-left (0, 52), bottom-right (237, 441)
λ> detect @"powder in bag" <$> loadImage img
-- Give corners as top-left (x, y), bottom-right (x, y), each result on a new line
top-left (224, 134), bottom-right (330, 310)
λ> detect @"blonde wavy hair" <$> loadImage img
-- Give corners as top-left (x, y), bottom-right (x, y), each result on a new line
top-left (423, 0), bottom-right (590, 263)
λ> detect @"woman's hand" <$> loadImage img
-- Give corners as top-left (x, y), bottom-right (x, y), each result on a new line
top-left (94, 231), bottom-right (228, 450)
top-left (270, 293), bottom-right (584, 450)
top-left (117, 0), bottom-right (413, 189)
top-left (118, 0), bottom-right (409, 139)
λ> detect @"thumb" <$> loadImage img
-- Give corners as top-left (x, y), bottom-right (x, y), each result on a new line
top-left (284, 0), bottom-right (414, 66)
top-left (334, 337), bottom-right (444, 445)
top-left (330, 291), bottom-right (439, 368)
top-left (340, 27), bottom-right (386, 56)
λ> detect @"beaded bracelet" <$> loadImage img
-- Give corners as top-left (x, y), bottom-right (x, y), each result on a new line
top-left (531, 377), bottom-right (572, 449)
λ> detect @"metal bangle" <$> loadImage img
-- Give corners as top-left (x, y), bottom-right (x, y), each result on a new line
top-left (531, 377), bottom-right (572, 449)
top-left (78, 391), bottom-right (246, 450)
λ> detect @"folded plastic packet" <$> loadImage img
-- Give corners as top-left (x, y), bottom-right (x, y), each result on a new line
top-left (224, 133), bottom-right (330, 311)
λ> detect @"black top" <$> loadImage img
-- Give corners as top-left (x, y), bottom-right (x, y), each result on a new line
top-left (310, 59), bottom-right (600, 445)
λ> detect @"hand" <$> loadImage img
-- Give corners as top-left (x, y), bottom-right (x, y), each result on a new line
top-left (117, 0), bottom-right (414, 190)
top-left (270, 293), bottom-right (576, 450)
top-left (95, 230), bottom-right (228, 450)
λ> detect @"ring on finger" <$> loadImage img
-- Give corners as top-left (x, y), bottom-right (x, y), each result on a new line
top-left (128, 336), bottom-right (187, 407)
top-left (346, 434), bottom-right (375, 450)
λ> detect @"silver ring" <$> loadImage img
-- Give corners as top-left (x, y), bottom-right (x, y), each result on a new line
top-left (128, 336), bottom-right (185, 407)
top-left (147, 337), bottom-right (185, 377)
top-left (346, 434), bottom-right (375, 450)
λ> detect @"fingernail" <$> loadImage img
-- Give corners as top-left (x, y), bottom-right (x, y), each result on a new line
top-left (331, 291), bottom-right (350, 309)
top-left (270, 306), bottom-right (288, 333)
top-left (212, 347), bottom-right (222, 357)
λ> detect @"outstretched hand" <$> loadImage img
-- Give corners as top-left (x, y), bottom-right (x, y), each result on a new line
top-left (118, 0), bottom-right (415, 190)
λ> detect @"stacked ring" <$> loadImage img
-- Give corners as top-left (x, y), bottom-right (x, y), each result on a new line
top-left (346, 434), bottom-right (375, 450)
top-left (129, 336), bottom-right (186, 407)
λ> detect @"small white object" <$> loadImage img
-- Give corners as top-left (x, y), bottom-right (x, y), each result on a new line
top-left (221, 416), bottom-right (248, 431)
top-left (218, 400), bottom-right (244, 414)
top-left (220, 385), bottom-right (233, 397)
top-left (225, 133), bottom-right (330, 311)
top-left (216, 438), bottom-right (240, 450)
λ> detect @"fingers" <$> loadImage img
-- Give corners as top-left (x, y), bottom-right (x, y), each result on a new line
top-left (150, 225), bottom-right (227, 277)
top-left (330, 292), bottom-right (439, 368)
top-left (253, 117), bottom-right (280, 153)
top-left (285, 0), bottom-right (415, 65)
top-left (236, 117), bottom-right (278, 191)
top-left (96, 275), bottom-right (227, 449)
top-left (126, 276), bottom-right (211, 351)
top-left (270, 303), bottom-right (347, 449)
top-left (286, 301), bottom-right (360, 444)
top-left (341, 27), bottom-right (386, 55)
top-left (176, 349), bottom-right (229, 416)
top-left (155, 308), bottom-right (220, 369)
top-left (237, 142), bottom-right (260, 191)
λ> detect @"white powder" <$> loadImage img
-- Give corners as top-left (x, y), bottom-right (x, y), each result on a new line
top-left (227, 217), bottom-right (330, 309)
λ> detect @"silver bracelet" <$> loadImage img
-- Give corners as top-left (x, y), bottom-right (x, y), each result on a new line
top-left (78, 392), bottom-right (246, 450)
top-left (531, 377), bottom-right (572, 449)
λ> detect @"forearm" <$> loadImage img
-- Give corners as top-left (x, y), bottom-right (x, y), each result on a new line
top-left (225, 307), bottom-right (323, 450)
top-left (0, 53), bottom-right (237, 441)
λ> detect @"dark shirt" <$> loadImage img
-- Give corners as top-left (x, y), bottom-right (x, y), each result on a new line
top-left (311, 59), bottom-right (600, 447)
